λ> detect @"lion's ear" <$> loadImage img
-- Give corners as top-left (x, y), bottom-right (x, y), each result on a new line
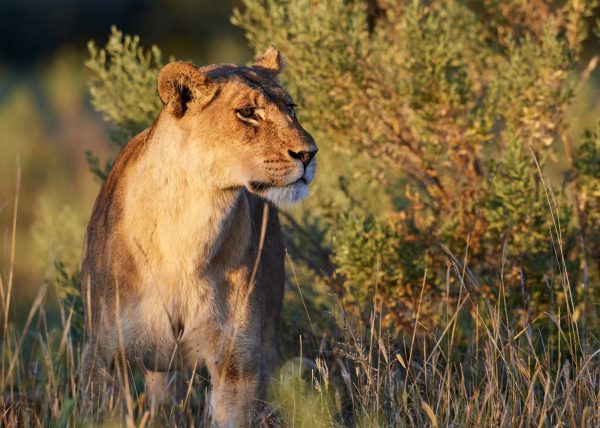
top-left (158, 61), bottom-right (207, 118)
top-left (252, 46), bottom-right (285, 76)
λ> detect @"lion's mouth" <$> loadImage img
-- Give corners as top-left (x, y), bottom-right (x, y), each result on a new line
top-left (247, 181), bottom-right (272, 192)
top-left (248, 177), bottom-right (307, 193)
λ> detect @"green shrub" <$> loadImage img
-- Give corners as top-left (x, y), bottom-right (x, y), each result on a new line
top-left (574, 122), bottom-right (600, 314)
top-left (85, 26), bottom-right (163, 180)
top-left (232, 0), bottom-right (599, 333)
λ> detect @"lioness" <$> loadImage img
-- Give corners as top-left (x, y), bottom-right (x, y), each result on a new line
top-left (80, 47), bottom-right (317, 426)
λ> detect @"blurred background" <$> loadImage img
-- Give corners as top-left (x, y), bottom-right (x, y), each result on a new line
top-left (0, 0), bottom-right (252, 310)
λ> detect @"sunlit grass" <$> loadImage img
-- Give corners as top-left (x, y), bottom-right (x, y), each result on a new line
top-left (1, 160), bottom-right (600, 427)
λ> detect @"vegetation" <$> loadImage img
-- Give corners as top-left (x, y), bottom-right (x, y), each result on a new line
top-left (1, 0), bottom-right (600, 426)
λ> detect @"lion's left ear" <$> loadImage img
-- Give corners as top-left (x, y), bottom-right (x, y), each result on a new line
top-left (158, 61), bottom-right (210, 118)
top-left (252, 45), bottom-right (285, 76)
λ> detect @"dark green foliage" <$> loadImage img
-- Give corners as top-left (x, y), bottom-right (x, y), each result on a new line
top-left (331, 202), bottom-right (429, 333)
top-left (53, 261), bottom-right (84, 343)
top-left (574, 122), bottom-right (600, 282)
top-left (576, 123), bottom-right (600, 179)
top-left (84, 149), bottom-right (112, 182)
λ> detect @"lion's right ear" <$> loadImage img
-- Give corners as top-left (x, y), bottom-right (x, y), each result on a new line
top-left (253, 46), bottom-right (284, 76)
top-left (158, 62), bottom-right (207, 118)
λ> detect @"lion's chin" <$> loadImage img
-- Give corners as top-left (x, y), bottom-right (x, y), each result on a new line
top-left (253, 181), bottom-right (309, 209)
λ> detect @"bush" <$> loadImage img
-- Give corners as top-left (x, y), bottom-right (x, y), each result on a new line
top-left (85, 26), bottom-right (163, 180)
top-left (232, 0), bottom-right (600, 334)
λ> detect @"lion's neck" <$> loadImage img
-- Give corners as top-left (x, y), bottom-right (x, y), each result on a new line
top-left (122, 116), bottom-right (253, 277)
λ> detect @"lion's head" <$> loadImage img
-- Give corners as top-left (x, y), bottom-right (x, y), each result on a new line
top-left (156, 47), bottom-right (317, 208)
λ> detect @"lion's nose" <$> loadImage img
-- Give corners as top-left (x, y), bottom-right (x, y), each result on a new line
top-left (288, 148), bottom-right (317, 167)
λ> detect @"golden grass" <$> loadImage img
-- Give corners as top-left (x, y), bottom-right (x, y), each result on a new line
top-left (1, 159), bottom-right (600, 427)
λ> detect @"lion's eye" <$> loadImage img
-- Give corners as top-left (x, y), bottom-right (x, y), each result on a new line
top-left (287, 104), bottom-right (297, 118)
top-left (237, 106), bottom-right (257, 120)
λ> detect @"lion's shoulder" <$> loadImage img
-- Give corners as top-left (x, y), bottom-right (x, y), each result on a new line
top-left (84, 127), bottom-right (152, 255)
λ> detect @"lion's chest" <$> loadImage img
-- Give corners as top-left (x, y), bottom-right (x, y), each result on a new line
top-left (125, 262), bottom-right (251, 370)
top-left (116, 149), bottom-right (255, 369)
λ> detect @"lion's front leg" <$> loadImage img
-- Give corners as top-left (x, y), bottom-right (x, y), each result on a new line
top-left (205, 343), bottom-right (267, 428)
top-left (80, 338), bottom-right (120, 417)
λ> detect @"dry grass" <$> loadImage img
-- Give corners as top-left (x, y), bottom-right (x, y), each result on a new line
top-left (1, 163), bottom-right (600, 427)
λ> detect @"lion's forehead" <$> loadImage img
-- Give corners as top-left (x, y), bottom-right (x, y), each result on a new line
top-left (203, 64), bottom-right (291, 105)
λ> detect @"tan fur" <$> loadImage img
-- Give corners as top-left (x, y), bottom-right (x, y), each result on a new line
top-left (80, 47), bottom-right (317, 426)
